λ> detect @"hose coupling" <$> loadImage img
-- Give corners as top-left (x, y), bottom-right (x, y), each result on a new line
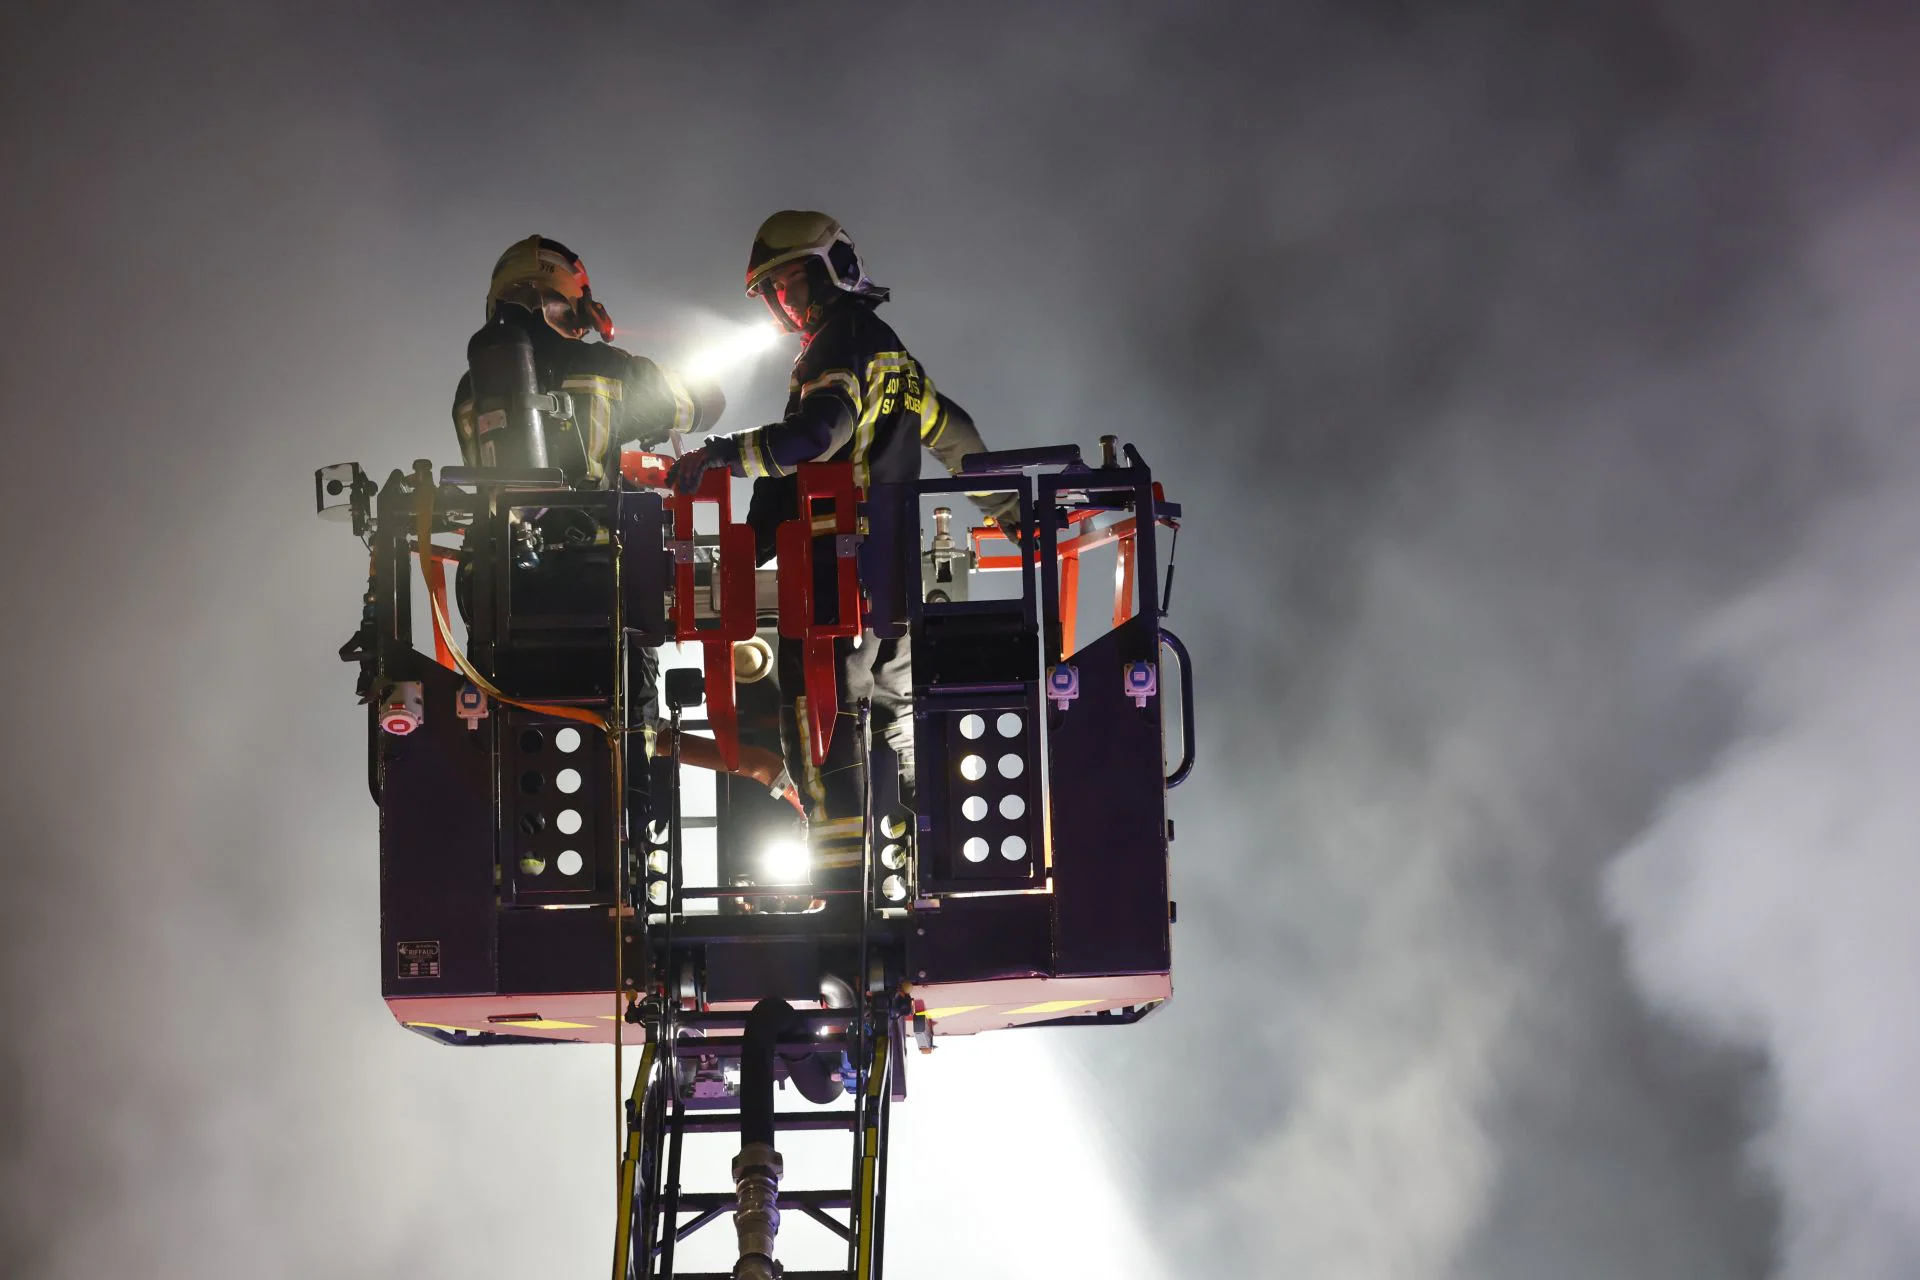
top-left (731, 1141), bottom-right (784, 1279)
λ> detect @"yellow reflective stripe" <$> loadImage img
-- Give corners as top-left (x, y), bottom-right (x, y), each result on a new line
top-left (561, 376), bottom-right (621, 483)
top-left (589, 392), bottom-right (610, 481)
top-left (1008, 999), bottom-right (1099, 1016)
top-left (796, 697), bottom-right (828, 817)
top-left (918, 375), bottom-right (946, 443)
top-left (658, 369), bottom-right (696, 434)
top-left (918, 1004), bottom-right (986, 1020)
top-left (800, 369), bottom-right (862, 414)
top-left (811, 815), bottom-right (865, 867)
top-left (561, 374), bottom-right (624, 400)
top-left (738, 430), bottom-right (773, 478)
top-left (852, 352), bottom-right (917, 488)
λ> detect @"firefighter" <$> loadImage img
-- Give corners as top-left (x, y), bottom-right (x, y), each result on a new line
top-left (453, 235), bottom-right (723, 481)
top-left (453, 237), bottom-right (786, 793)
top-left (667, 212), bottom-right (1018, 876)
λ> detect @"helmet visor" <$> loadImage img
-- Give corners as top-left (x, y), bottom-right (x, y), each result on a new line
top-left (751, 259), bottom-right (814, 332)
top-left (756, 288), bottom-right (797, 331)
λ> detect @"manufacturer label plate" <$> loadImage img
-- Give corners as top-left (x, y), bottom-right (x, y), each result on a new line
top-left (395, 940), bottom-right (442, 980)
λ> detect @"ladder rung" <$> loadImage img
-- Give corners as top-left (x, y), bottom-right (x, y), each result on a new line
top-left (661, 1035), bottom-right (853, 1059)
top-left (679, 1111), bottom-right (858, 1134)
top-left (671, 1189), bottom-right (852, 1212)
top-left (676, 1008), bottom-right (860, 1028)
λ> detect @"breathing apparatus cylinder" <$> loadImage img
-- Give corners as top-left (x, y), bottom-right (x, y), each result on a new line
top-left (467, 319), bottom-right (550, 470)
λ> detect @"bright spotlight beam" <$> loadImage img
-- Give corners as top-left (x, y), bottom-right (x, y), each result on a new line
top-left (679, 321), bottom-right (782, 382)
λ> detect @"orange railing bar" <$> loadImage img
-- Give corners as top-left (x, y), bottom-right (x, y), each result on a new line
top-left (970, 514), bottom-right (1138, 659)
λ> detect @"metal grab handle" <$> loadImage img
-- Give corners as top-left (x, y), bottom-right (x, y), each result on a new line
top-left (1160, 628), bottom-right (1196, 788)
top-left (774, 462), bottom-right (864, 765)
top-left (668, 467), bottom-right (756, 770)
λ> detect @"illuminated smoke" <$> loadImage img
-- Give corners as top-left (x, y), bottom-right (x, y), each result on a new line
top-left (1609, 479), bottom-right (1920, 1280)
top-left (8, 4), bottom-right (1920, 1279)
top-left (676, 320), bottom-right (783, 383)
top-left (1608, 189), bottom-right (1920, 1280)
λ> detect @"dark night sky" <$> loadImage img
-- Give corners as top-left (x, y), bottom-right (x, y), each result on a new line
top-left (7, 2), bottom-right (1920, 1276)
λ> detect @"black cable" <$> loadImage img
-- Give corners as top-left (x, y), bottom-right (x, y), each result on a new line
top-left (1160, 523), bottom-right (1180, 615)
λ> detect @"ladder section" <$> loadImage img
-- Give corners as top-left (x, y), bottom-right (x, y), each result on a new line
top-left (615, 1009), bottom-right (900, 1279)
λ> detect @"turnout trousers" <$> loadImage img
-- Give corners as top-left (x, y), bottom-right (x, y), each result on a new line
top-left (778, 629), bottom-right (913, 880)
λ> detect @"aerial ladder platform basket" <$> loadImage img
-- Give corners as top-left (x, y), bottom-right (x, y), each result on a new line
top-left (317, 434), bottom-right (1195, 1278)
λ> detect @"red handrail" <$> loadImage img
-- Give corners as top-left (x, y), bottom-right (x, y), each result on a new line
top-left (775, 463), bottom-right (863, 765)
top-left (667, 469), bottom-right (755, 769)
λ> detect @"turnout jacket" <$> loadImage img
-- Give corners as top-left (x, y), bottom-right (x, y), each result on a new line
top-left (733, 298), bottom-right (1003, 553)
top-left (452, 311), bottom-right (711, 488)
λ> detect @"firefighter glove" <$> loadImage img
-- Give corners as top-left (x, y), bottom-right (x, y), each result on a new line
top-left (666, 437), bottom-right (740, 493)
top-left (976, 493), bottom-right (1023, 549)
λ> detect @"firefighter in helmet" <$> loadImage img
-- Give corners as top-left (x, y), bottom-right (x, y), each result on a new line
top-left (453, 238), bottom-right (788, 792)
top-left (668, 212), bottom-right (1018, 874)
top-left (454, 235), bottom-right (724, 481)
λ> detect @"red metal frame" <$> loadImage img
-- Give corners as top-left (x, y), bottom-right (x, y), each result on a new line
top-left (668, 469), bottom-right (755, 769)
top-left (775, 463), bottom-right (863, 765)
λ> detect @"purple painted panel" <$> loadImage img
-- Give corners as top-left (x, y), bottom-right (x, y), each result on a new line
top-left (910, 894), bottom-right (1052, 984)
top-left (380, 659), bottom-right (497, 997)
top-left (1047, 615), bottom-right (1171, 977)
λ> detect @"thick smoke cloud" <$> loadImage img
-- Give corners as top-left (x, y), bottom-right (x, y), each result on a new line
top-left (1609, 182), bottom-right (1920, 1280)
top-left (1612, 469), bottom-right (1920, 1280)
top-left (3, 2), bottom-right (1917, 1277)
